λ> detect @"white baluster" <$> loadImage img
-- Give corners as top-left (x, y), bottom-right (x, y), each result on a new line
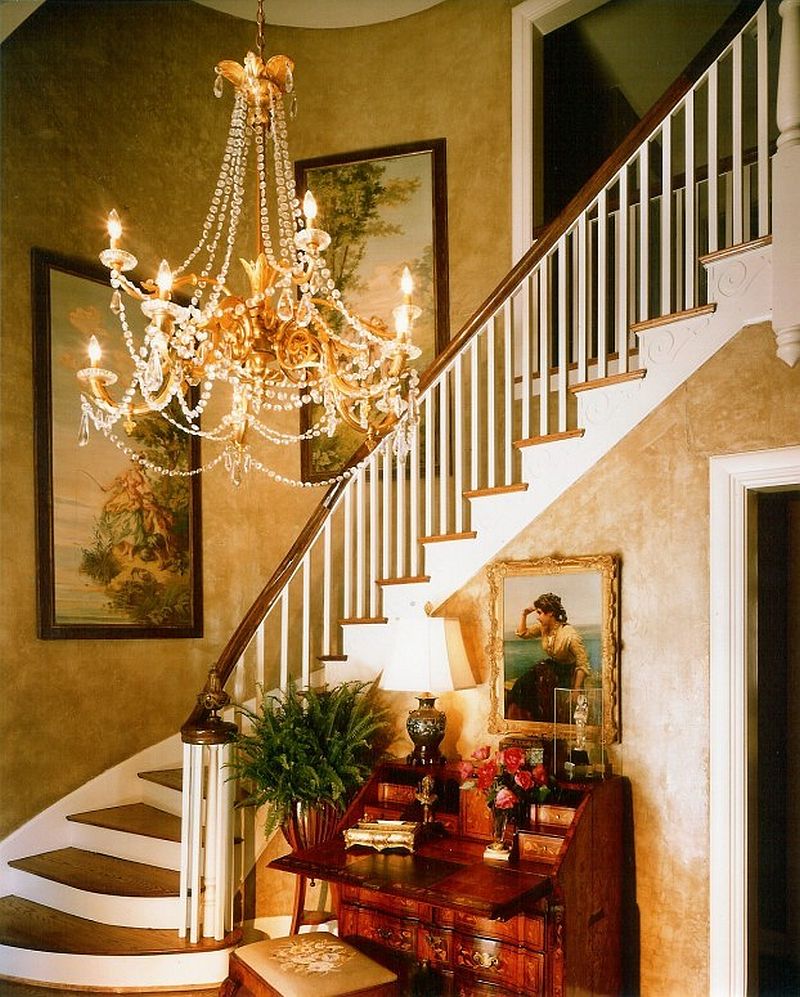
top-left (343, 487), bottom-right (352, 618)
top-left (486, 320), bottom-right (496, 488)
top-left (355, 467), bottom-right (364, 618)
top-left (757, 4), bottom-right (770, 238)
top-left (577, 212), bottom-right (588, 382)
top-left (520, 277), bottom-right (532, 440)
top-left (557, 236), bottom-right (568, 432)
top-left (661, 115), bottom-right (672, 315)
top-left (639, 143), bottom-right (650, 321)
top-left (732, 34), bottom-right (744, 246)
top-left (708, 63), bottom-right (719, 254)
top-left (617, 167), bottom-right (630, 372)
top-left (382, 446), bottom-right (391, 577)
top-left (773, 0), bottom-right (800, 366)
top-left (470, 339), bottom-right (480, 489)
top-left (438, 374), bottom-right (449, 530)
top-left (322, 519), bottom-right (331, 654)
top-left (503, 300), bottom-right (513, 485)
top-left (203, 750), bottom-right (218, 939)
top-left (684, 90), bottom-right (696, 308)
top-left (187, 745), bottom-right (203, 943)
top-left (409, 423), bottom-right (420, 575)
top-left (453, 353), bottom-right (464, 532)
top-left (424, 392), bottom-right (434, 535)
top-left (597, 190), bottom-right (608, 375)
top-left (369, 457), bottom-right (378, 614)
top-left (538, 263), bottom-right (550, 436)
top-left (280, 587), bottom-right (289, 689)
top-left (256, 620), bottom-right (265, 690)
top-left (301, 551), bottom-right (310, 685)
top-left (396, 447), bottom-right (406, 576)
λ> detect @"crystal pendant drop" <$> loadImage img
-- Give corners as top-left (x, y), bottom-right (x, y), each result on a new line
top-left (110, 289), bottom-right (122, 315)
top-left (276, 288), bottom-right (294, 322)
top-left (287, 91), bottom-right (298, 120)
top-left (296, 295), bottom-right (312, 327)
top-left (145, 348), bottom-right (163, 393)
top-left (78, 409), bottom-right (90, 447)
top-left (213, 74), bottom-right (224, 98)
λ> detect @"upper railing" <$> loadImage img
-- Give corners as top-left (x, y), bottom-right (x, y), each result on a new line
top-left (178, 0), bottom-right (778, 940)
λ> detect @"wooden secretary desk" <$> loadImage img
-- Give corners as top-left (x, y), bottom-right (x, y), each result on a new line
top-left (271, 761), bottom-right (623, 996)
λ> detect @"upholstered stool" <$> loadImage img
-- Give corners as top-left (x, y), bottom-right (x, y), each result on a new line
top-left (220, 933), bottom-right (398, 997)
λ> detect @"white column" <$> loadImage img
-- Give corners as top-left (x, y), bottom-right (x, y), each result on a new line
top-left (773, 0), bottom-right (800, 366)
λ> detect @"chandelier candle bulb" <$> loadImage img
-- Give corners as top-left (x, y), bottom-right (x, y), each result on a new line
top-left (106, 210), bottom-right (122, 250)
top-left (88, 334), bottom-right (102, 367)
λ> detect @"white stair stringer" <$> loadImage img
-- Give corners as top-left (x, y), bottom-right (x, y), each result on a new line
top-left (0, 946), bottom-right (233, 990)
top-left (338, 242), bottom-right (772, 677)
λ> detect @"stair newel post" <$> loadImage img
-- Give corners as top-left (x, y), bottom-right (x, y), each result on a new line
top-left (773, 0), bottom-right (800, 366)
top-left (180, 665), bottom-right (238, 944)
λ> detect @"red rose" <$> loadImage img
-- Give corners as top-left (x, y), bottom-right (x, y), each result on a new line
top-left (494, 787), bottom-right (518, 809)
top-left (472, 745), bottom-right (491, 761)
top-left (501, 747), bottom-right (525, 773)
top-left (532, 763), bottom-right (549, 786)
top-left (456, 761), bottom-right (474, 782)
top-left (476, 760), bottom-right (497, 791)
top-left (514, 770), bottom-right (533, 791)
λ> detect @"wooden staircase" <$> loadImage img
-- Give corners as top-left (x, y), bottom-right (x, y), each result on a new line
top-left (0, 767), bottom-right (238, 989)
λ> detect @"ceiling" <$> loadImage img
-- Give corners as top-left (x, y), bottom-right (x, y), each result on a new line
top-left (0, 0), bottom-right (448, 43)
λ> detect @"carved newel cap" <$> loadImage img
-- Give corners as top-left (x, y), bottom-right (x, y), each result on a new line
top-left (181, 665), bottom-right (238, 745)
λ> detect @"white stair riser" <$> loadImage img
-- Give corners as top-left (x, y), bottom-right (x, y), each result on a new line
top-left (67, 824), bottom-right (181, 870)
top-left (4, 866), bottom-right (181, 928)
top-left (0, 945), bottom-right (232, 988)
top-left (139, 780), bottom-right (183, 816)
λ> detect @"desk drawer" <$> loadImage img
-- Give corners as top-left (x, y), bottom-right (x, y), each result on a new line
top-left (347, 904), bottom-right (417, 954)
top-left (344, 886), bottom-right (420, 920)
top-left (453, 933), bottom-right (522, 989)
top-left (450, 911), bottom-right (544, 950)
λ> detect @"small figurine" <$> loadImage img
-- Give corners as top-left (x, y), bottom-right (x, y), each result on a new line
top-left (415, 774), bottom-right (438, 824)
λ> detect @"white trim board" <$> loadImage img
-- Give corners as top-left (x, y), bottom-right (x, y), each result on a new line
top-left (709, 446), bottom-right (800, 996)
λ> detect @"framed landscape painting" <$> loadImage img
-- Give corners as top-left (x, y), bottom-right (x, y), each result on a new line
top-left (295, 139), bottom-right (449, 482)
top-left (486, 555), bottom-right (619, 743)
top-left (32, 249), bottom-right (203, 639)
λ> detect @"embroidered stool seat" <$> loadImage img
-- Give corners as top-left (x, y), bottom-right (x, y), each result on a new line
top-left (220, 934), bottom-right (398, 997)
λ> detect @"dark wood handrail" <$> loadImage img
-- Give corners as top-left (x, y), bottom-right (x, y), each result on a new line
top-left (183, 0), bottom-right (763, 731)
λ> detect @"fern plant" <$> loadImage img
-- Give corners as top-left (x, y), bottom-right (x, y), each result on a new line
top-left (232, 680), bottom-right (389, 839)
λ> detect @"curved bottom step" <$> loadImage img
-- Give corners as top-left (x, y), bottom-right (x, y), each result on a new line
top-left (0, 897), bottom-right (236, 988)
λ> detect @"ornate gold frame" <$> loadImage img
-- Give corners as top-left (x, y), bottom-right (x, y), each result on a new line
top-left (487, 555), bottom-right (619, 743)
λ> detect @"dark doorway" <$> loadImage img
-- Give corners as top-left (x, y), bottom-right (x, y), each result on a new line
top-left (754, 490), bottom-right (800, 995)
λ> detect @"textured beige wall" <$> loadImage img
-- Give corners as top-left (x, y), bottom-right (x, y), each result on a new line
top-left (440, 321), bottom-right (800, 994)
top-left (0, 0), bottom-right (512, 838)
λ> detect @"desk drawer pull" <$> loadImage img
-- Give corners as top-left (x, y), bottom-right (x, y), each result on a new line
top-left (461, 947), bottom-right (501, 971)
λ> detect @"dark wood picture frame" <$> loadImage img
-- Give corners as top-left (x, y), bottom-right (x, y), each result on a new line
top-left (32, 248), bottom-right (203, 639)
top-left (295, 139), bottom-right (449, 483)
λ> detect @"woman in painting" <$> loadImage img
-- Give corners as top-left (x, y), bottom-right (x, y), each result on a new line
top-left (506, 592), bottom-right (590, 722)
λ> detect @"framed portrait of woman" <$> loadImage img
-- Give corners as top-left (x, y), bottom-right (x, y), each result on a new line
top-left (486, 555), bottom-right (620, 743)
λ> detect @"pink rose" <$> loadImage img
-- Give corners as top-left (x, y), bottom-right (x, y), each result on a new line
top-left (476, 761), bottom-right (498, 792)
top-left (472, 745), bottom-right (491, 761)
top-left (494, 787), bottom-right (518, 809)
top-left (532, 763), bottom-right (549, 786)
top-left (456, 761), bottom-right (475, 782)
top-left (514, 769), bottom-right (533, 791)
top-left (501, 747), bottom-right (525, 773)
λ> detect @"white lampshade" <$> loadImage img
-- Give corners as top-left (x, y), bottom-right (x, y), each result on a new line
top-left (381, 616), bottom-right (474, 694)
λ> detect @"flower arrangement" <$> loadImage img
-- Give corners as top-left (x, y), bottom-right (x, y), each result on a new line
top-left (457, 745), bottom-right (551, 813)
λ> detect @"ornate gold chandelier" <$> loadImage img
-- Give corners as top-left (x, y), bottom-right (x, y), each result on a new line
top-left (77, 2), bottom-right (420, 486)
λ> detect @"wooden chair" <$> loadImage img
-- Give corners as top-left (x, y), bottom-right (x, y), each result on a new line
top-left (219, 934), bottom-right (398, 997)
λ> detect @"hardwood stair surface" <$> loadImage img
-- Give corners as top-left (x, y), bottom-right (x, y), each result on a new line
top-left (0, 896), bottom-right (235, 955)
top-left (66, 803), bottom-right (181, 842)
top-left (0, 984), bottom-right (220, 997)
top-left (137, 768), bottom-right (182, 792)
top-left (8, 847), bottom-right (179, 897)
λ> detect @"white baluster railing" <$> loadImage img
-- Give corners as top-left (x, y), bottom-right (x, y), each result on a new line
top-left (178, 1), bottom-right (776, 944)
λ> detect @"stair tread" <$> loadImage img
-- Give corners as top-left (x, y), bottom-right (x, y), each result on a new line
top-left (7, 847), bottom-right (179, 897)
top-left (66, 803), bottom-right (181, 843)
top-left (0, 896), bottom-right (235, 955)
top-left (138, 767), bottom-right (182, 792)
